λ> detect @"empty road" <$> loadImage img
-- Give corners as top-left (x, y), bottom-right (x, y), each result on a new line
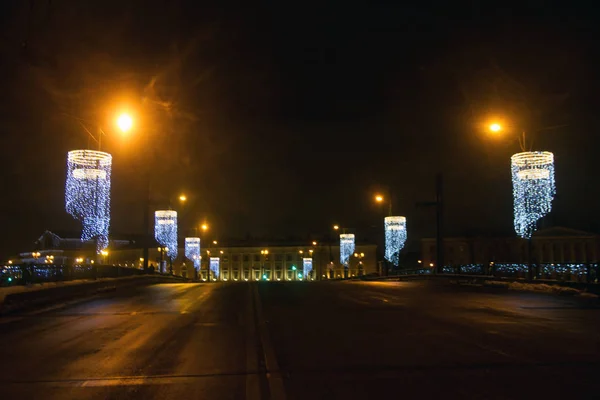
top-left (0, 281), bottom-right (599, 399)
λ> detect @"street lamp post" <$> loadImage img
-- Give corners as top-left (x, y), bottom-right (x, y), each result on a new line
top-left (207, 240), bottom-right (217, 281)
top-left (157, 246), bottom-right (168, 273)
top-left (374, 194), bottom-right (388, 275)
top-left (260, 249), bottom-right (269, 280)
top-left (416, 173), bottom-right (444, 274)
top-left (486, 122), bottom-right (557, 281)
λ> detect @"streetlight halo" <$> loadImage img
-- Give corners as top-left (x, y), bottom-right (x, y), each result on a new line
top-left (116, 113), bottom-right (133, 133)
top-left (489, 123), bottom-right (502, 132)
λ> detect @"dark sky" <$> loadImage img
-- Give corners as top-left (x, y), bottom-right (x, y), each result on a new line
top-left (1, 1), bottom-right (599, 257)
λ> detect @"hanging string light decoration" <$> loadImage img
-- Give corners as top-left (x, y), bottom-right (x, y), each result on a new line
top-left (155, 210), bottom-right (178, 259)
top-left (65, 150), bottom-right (112, 253)
top-left (511, 151), bottom-right (556, 238)
top-left (302, 258), bottom-right (313, 280)
top-left (210, 257), bottom-right (220, 279)
top-left (339, 234), bottom-right (355, 266)
top-left (185, 237), bottom-right (201, 270)
top-left (384, 216), bottom-right (407, 267)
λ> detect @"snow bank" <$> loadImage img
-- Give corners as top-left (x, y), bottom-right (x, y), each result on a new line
top-left (484, 280), bottom-right (596, 297)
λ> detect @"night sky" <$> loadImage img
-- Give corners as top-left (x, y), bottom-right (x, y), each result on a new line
top-left (1, 1), bottom-right (599, 257)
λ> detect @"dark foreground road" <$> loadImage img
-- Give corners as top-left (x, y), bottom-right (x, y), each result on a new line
top-left (0, 281), bottom-right (599, 399)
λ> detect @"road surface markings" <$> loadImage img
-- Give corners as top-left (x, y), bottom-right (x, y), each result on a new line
top-left (2, 372), bottom-right (259, 388)
top-left (245, 285), bottom-right (261, 400)
top-left (253, 284), bottom-right (288, 400)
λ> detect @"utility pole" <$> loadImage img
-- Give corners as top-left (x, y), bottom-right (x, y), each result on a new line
top-left (416, 173), bottom-right (444, 274)
top-left (435, 173), bottom-right (444, 274)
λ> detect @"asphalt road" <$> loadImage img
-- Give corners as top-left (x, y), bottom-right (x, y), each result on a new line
top-left (0, 281), bottom-right (599, 399)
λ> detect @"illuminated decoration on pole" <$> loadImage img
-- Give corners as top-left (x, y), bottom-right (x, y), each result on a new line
top-left (65, 150), bottom-right (112, 253)
top-left (511, 152), bottom-right (556, 238)
top-left (339, 234), bottom-right (355, 266)
top-left (303, 258), bottom-right (313, 280)
top-left (154, 210), bottom-right (178, 259)
top-left (185, 237), bottom-right (201, 270)
top-left (384, 216), bottom-right (407, 267)
top-left (210, 257), bottom-right (220, 279)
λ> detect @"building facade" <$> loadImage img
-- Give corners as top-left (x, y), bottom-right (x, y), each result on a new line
top-left (421, 227), bottom-right (600, 267)
top-left (112, 243), bottom-right (377, 281)
top-left (8, 231), bottom-right (378, 281)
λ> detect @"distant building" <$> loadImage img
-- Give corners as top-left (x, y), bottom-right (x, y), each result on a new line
top-left (421, 227), bottom-right (600, 268)
top-left (7, 231), bottom-right (378, 281)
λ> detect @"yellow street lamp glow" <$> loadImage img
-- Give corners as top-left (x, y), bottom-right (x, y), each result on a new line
top-left (299, 250), bottom-right (303, 254)
top-left (360, 252), bottom-right (364, 257)
top-left (333, 225), bottom-right (339, 230)
top-left (179, 194), bottom-right (187, 202)
top-left (8, 260), bottom-right (12, 264)
top-left (312, 241), bottom-right (317, 246)
top-left (213, 240), bottom-right (217, 245)
top-left (116, 113), bottom-right (133, 132)
top-left (489, 123), bottom-right (502, 133)
top-left (101, 250), bottom-right (109, 256)
top-left (201, 223), bottom-right (208, 231)
top-left (375, 194), bottom-right (384, 203)
top-left (219, 250), bottom-right (224, 254)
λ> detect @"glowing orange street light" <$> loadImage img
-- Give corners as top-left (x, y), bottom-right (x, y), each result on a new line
top-left (116, 113), bottom-right (133, 133)
top-left (201, 223), bottom-right (208, 231)
top-left (179, 194), bottom-right (187, 202)
top-left (333, 225), bottom-right (339, 230)
top-left (375, 194), bottom-right (384, 203)
top-left (489, 123), bottom-right (502, 133)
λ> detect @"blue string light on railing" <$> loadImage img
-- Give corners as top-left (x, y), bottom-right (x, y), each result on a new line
top-left (340, 234), bottom-right (355, 266)
top-left (155, 210), bottom-right (178, 259)
top-left (384, 216), bottom-right (407, 266)
top-left (65, 150), bottom-right (112, 253)
top-left (185, 237), bottom-right (201, 270)
top-left (511, 152), bottom-right (556, 238)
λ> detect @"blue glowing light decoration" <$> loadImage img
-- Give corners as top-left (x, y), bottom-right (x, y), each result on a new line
top-left (210, 257), bottom-right (220, 279)
top-left (185, 237), bottom-right (201, 270)
top-left (511, 152), bottom-right (556, 238)
top-left (384, 216), bottom-right (407, 267)
top-left (65, 150), bottom-right (112, 253)
top-left (339, 234), bottom-right (355, 266)
top-left (302, 258), bottom-right (313, 280)
top-left (154, 210), bottom-right (178, 259)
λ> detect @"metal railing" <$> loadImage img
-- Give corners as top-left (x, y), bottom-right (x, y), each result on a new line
top-left (1, 264), bottom-right (155, 286)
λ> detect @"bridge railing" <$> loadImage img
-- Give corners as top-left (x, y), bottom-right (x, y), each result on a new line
top-left (1, 264), bottom-right (156, 286)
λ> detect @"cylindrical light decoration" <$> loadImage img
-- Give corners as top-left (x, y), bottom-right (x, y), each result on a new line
top-left (210, 257), bottom-right (220, 279)
top-left (511, 151), bottom-right (556, 238)
top-left (339, 234), bottom-right (355, 266)
top-left (185, 237), bottom-right (201, 270)
top-left (303, 258), bottom-right (313, 280)
top-left (155, 210), bottom-right (178, 259)
top-left (384, 216), bottom-right (407, 267)
top-left (65, 150), bottom-right (112, 253)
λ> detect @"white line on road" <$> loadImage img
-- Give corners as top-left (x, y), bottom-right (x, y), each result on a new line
top-left (253, 284), bottom-right (287, 400)
top-left (245, 284), bottom-right (261, 400)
